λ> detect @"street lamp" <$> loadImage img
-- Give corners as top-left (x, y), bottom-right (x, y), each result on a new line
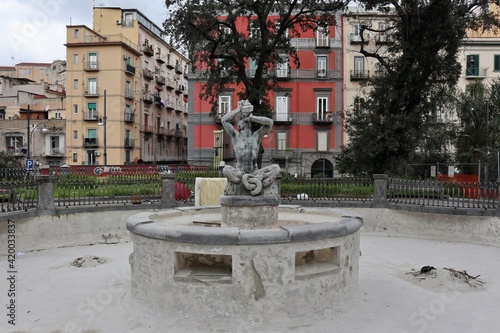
top-left (98, 89), bottom-right (107, 165)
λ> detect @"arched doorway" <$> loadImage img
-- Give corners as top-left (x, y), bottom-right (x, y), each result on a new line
top-left (311, 158), bottom-right (334, 178)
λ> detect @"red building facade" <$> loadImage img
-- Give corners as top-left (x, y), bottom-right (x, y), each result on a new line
top-left (187, 13), bottom-right (344, 178)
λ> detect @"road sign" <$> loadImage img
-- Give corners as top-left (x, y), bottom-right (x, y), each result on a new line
top-left (25, 159), bottom-right (34, 170)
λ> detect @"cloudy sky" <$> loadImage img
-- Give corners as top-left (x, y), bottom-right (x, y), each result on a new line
top-left (0, 0), bottom-right (169, 66)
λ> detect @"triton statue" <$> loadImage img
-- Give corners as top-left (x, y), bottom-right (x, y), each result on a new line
top-left (221, 100), bottom-right (281, 196)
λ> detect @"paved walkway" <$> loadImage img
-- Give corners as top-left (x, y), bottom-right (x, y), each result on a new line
top-left (2, 235), bottom-right (499, 333)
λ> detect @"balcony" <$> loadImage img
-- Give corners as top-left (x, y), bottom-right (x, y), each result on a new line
top-left (317, 69), bottom-right (328, 79)
top-left (84, 109), bottom-right (98, 121)
top-left (350, 70), bottom-right (370, 81)
top-left (175, 103), bottom-right (183, 112)
top-left (83, 87), bottom-right (99, 97)
top-left (156, 53), bottom-right (165, 64)
top-left (142, 93), bottom-right (154, 104)
top-left (376, 34), bottom-right (393, 44)
top-left (83, 61), bottom-right (99, 71)
top-left (175, 84), bottom-right (186, 94)
top-left (166, 59), bottom-right (174, 69)
top-left (312, 112), bottom-right (334, 125)
top-left (175, 64), bottom-right (183, 74)
top-left (465, 67), bottom-right (487, 79)
top-left (143, 68), bottom-right (154, 80)
top-left (273, 113), bottom-right (293, 125)
top-left (125, 88), bottom-right (135, 100)
top-left (124, 111), bottom-right (135, 123)
top-left (125, 64), bottom-right (136, 75)
top-left (142, 125), bottom-right (154, 134)
top-left (165, 100), bottom-right (175, 110)
top-left (46, 147), bottom-right (64, 156)
top-left (165, 78), bottom-right (175, 90)
top-left (124, 138), bottom-right (136, 148)
top-left (142, 44), bottom-right (154, 57)
top-left (276, 67), bottom-right (291, 79)
top-left (83, 138), bottom-right (99, 148)
top-left (349, 33), bottom-right (369, 44)
top-left (156, 75), bottom-right (166, 85)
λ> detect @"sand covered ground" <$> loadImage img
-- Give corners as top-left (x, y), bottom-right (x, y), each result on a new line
top-left (1, 235), bottom-right (499, 333)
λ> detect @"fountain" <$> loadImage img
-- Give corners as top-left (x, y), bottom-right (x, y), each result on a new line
top-left (126, 100), bottom-right (363, 329)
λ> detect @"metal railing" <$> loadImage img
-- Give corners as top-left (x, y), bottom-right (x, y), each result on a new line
top-left (1, 169), bottom-right (500, 215)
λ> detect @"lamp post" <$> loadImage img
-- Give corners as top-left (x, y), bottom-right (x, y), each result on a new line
top-left (98, 89), bottom-right (108, 165)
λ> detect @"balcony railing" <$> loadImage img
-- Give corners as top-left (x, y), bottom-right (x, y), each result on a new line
top-left (165, 78), bottom-right (175, 90)
top-left (312, 112), bottom-right (334, 125)
top-left (142, 94), bottom-right (154, 104)
top-left (142, 125), bottom-right (154, 134)
top-left (156, 75), bottom-right (166, 85)
top-left (276, 67), bottom-right (291, 79)
top-left (273, 113), bottom-right (293, 125)
top-left (125, 64), bottom-right (136, 75)
top-left (317, 69), bottom-right (328, 78)
top-left (46, 147), bottom-right (64, 156)
top-left (349, 33), bottom-right (369, 44)
top-left (143, 68), bottom-right (154, 80)
top-left (83, 138), bottom-right (98, 147)
top-left (156, 53), bottom-right (165, 64)
top-left (83, 87), bottom-right (99, 97)
top-left (465, 67), bottom-right (487, 79)
top-left (124, 138), bottom-right (136, 148)
top-left (175, 64), bottom-right (183, 74)
top-left (124, 112), bottom-right (135, 123)
top-left (376, 34), bottom-right (393, 44)
top-left (350, 70), bottom-right (370, 81)
top-left (142, 44), bottom-right (154, 57)
top-left (84, 109), bottom-right (98, 121)
top-left (83, 61), bottom-right (99, 71)
top-left (125, 88), bottom-right (134, 100)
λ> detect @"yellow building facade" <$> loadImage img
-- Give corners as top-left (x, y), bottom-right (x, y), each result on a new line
top-left (64, 7), bottom-right (188, 166)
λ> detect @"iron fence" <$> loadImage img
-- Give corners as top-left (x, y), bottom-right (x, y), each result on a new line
top-left (1, 167), bottom-right (500, 214)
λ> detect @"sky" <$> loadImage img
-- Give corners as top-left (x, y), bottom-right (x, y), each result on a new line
top-left (0, 0), bottom-right (169, 66)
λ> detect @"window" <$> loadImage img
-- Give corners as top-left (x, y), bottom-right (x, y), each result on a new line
top-left (317, 56), bottom-right (327, 78)
top-left (275, 96), bottom-right (289, 121)
top-left (50, 136), bottom-right (60, 153)
top-left (0, 109), bottom-right (5, 120)
top-left (87, 128), bottom-right (97, 139)
top-left (249, 21), bottom-right (259, 39)
top-left (73, 153), bottom-right (78, 163)
top-left (353, 96), bottom-right (366, 113)
top-left (276, 54), bottom-right (289, 78)
top-left (74, 54), bottom-right (79, 64)
top-left (317, 132), bottom-right (329, 152)
top-left (276, 131), bottom-right (288, 150)
top-left (354, 56), bottom-right (364, 78)
top-left (6, 136), bottom-right (23, 149)
top-left (87, 78), bottom-right (97, 94)
top-left (54, 111), bottom-right (61, 119)
top-left (316, 96), bottom-right (329, 120)
top-left (123, 12), bottom-right (133, 27)
top-left (88, 52), bottom-right (97, 69)
top-left (249, 58), bottom-right (257, 77)
top-left (73, 130), bottom-right (78, 140)
top-left (74, 29), bottom-right (79, 38)
top-left (73, 79), bottom-right (78, 89)
top-left (19, 69), bottom-right (31, 75)
top-left (494, 55), bottom-right (500, 71)
top-left (316, 26), bottom-right (329, 47)
top-left (466, 54), bottom-right (479, 76)
top-left (218, 95), bottom-right (231, 115)
top-left (87, 102), bottom-right (97, 119)
top-left (274, 20), bottom-right (289, 38)
top-left (73, 104), bottom-right (78, 114)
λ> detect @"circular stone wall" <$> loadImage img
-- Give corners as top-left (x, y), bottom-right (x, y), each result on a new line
top-left (126, 206), bottom-right (363, 327)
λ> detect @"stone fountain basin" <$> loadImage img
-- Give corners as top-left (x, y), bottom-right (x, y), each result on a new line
top-left (126, 205), bottom-right (363, 327)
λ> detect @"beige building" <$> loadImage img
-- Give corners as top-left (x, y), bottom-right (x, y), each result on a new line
top-left (342, 8), bottom-right (394, 144)
top-left (64, 7), bottom-right (188, 166)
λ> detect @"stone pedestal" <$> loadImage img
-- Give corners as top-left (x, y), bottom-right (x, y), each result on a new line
top-left (220, 195), bottom-right (280, 229)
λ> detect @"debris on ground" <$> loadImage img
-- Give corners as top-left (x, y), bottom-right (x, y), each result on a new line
top-left (71, 255), bottom-right (107, 268)
top-left (403, 265), bottom-right (485, 292)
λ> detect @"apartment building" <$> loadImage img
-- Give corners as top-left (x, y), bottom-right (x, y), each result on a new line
top-left (0, 76), bottom-right (66, 166)
top-left (188, 13), bottom-right (344, 178)
top-left (64, 7), bottom-right (188, 166)
top-left (342, 8), bottom-right (394, 145)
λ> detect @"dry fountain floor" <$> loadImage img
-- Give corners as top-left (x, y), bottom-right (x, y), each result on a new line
top-left (1, 234), bottom-right (499, 333)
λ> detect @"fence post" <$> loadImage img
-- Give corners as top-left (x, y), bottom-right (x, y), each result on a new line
top-left (161, 173), bottom-right (176, 208)
top-left (373, 174), bottom-right (388, 205)
top-left (36, 175), bottom-right (55, 210)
